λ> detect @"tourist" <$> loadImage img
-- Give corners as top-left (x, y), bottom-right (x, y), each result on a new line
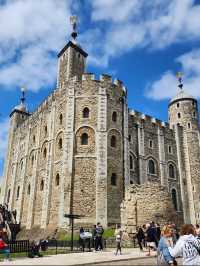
top-left (170, 224), bottom-right (200, 265)
top-left (142, 224), bottom-right (147, 247)
top-left (157, 225), bottom-right (177, 266)
top-left (79, 227), bottom-right (85, 252)
top-left (0, 234), bottom-right (11, 261)
top-left (146, 223), bottom-right (157, 256)
top-left (28, 240), bottom-right (43, 258)
top-left (196, 224), bottom-right (200, 238)
top-left (95, 222), bottom-right (104, 251)
top-left (136, 226), bottom-right (145, 251)
top-left (156, 223), bottom-right (161, 241)
top-left (92, 225), bottom-right (97, 249)
top-left (114, 224), bottom-right (123, 255)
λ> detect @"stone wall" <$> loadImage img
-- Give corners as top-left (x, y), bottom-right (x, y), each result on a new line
top-left (121, 182), bottom-right (183, 233)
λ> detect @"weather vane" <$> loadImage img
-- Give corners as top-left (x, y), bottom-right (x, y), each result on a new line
top-left (20, 86), bottom-right (27, 105)
top-left (70, 15), bottom-right (78, 43)
top-left (176, 72), bottom-right (183, 90)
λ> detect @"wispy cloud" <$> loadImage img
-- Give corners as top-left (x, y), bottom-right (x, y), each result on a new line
top-left (86, 0), bottom-right (200, 66)
top-left (146, 49), bottom-right (200, 100)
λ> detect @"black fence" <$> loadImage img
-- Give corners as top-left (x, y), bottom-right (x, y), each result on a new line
top-left (7, 240), bottom-right (30, 254)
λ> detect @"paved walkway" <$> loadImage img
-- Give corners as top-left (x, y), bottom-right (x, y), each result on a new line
top-left (0, 249), bottom-right (157, 265)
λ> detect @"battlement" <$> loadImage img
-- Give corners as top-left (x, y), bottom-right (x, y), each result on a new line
top-left (129, 109), bottom-right (173, 133)
top-left (80, 73), bottom-right (127, 94)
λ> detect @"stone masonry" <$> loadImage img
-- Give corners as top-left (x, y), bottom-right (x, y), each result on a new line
top-left (1, 23), bottom-right (200, 234)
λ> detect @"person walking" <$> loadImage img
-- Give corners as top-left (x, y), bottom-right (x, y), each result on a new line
top-left (146, 223), bottom-right (157, 256)
top-left (170, 224), bottom-right (200, 265)
top-left (157, 225), bottom-right (177, 266)
top-left (114, 224), bottom-right (123, 255)
top-left (92, 225), bottom-right (97, 249)
top-left (79, 227), bottom-right (85, 252)
top-left (95, 223), bottom-right (104, 251)
top-left (136, 226), bottom-right (145, 251)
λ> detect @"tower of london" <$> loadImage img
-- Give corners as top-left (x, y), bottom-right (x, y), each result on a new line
top-left (1, 19), bottom-right (200, 235)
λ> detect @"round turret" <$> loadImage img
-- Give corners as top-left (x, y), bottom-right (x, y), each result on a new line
top-left (168, 88), bottom-right (199, 131)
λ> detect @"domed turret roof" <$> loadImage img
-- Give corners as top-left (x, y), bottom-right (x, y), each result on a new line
top-left (170, 89), bottom-right (195, 104)
top-left (13, 103), bottom-right (26, 112)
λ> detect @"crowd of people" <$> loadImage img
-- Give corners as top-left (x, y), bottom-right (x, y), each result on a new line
top-left (135, 221), bottom-right (200, 265)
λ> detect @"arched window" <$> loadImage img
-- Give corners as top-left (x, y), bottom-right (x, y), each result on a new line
top-left (81, 133), bottom-right (88, 145)
top-left (178, 113), bottom-right (181, 119)
top-left (111, 136), bottom-right (116, 147)
top-left (20, 161), bottom-right (23, 170)
top-left (112, 112), bottom-right (117, 122)
top-left (17, 186), bottom-right (20, 200)
top-left (169, 164), bottom-right (175, 179)
top-left (56, 174), bottom-right (60, 186)
top-left (171, 189), bottom-right (178, 211)
top-left (58, 138), bottom-right (63, 149)
top-left (40, 180), bottom-right (44, 191)
top-left (111, 173), bottom-right (117, 186)
top-left (7, 189), bottom-right (10, 203)
top-left (148, 159), bottom-right (156, 175)
top-left (33, 135), bottom-right (36, 144)
top-left (130, 180), bottom-right (134, 185)
top-left (44, 125), bottom-right (47, 136)
top-left (31, 155), bottom-right (34, 166)
top-left (43, 147), bottom-right (47, 159)
top-left (27, 184), bottom-right (31, 195)
top-left (130, 155), bottom-right (133, 170)
top-left (59, 114), bottom-right (63, 125)
top-left (83, 107), bottom-right (89, 118)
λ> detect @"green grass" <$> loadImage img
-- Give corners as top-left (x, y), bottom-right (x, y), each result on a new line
top-left (103, 228), bottom-right (115, 238)
top-left (57, 228), bottom-right (115, 241)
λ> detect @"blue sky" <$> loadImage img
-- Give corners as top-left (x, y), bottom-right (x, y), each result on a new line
top-left (0, 0), bottom-right (200, 178)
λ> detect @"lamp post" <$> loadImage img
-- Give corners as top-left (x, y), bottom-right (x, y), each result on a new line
top-left (64, 214), bottom-right (83, 251)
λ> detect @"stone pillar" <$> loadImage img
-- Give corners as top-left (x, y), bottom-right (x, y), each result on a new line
top-left (10, 137), bottom-right (21, 211)
top-left (123, 102), bottom-right (130, 188)
top-left (58, 82), bottom-right (75, 227)
top-left (26, 117), bottom-right (42, 229)
top-left (17, 127), bottom-right (31, 223)
top-left (41, 104), bottom-right (56, 228)
top-left (137, 125), bottom-right (146, 184)
top-left (96, 86), bottom-right (107, 227)
top-left (175, 125), bottom-right (190, 223)
top-left (158, 126), bottom-right (167, 186)
top-left (184, 132), bottom-right (196, 223)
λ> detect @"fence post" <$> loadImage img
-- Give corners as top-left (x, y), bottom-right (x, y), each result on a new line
top-left (56, 240), bottom-right (58, 255)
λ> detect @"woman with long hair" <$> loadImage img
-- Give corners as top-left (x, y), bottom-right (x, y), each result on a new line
top-left (157, 225), bottom-right (177, 266)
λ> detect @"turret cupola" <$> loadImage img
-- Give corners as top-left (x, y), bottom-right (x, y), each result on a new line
top-left (168, 73), bottom-right (199, 131)
top-left (57, 16), bottom-right (88, 87)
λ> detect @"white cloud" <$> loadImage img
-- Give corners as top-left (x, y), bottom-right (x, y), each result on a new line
top-left (0, 0), bottom-right (72, 91)
top-left (0, 0), bottom-right (200, 90)
top-left (146, 49), bottom-right (200, 100)
top-left (87, 0), bottom-right (200, 66)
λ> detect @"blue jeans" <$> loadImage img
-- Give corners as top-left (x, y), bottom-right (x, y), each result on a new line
top-left (0, 248), bottom-right (10, 260)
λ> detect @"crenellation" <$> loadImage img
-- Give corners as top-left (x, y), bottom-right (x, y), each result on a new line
top-left (3, 21), bottom-right (200, 234)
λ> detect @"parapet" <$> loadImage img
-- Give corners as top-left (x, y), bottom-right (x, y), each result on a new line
top-left (129, 109), bottom-right (171, 131)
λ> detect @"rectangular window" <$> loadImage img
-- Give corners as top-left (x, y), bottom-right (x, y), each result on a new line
top-left (149, 140), bottom-right (153, 148)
